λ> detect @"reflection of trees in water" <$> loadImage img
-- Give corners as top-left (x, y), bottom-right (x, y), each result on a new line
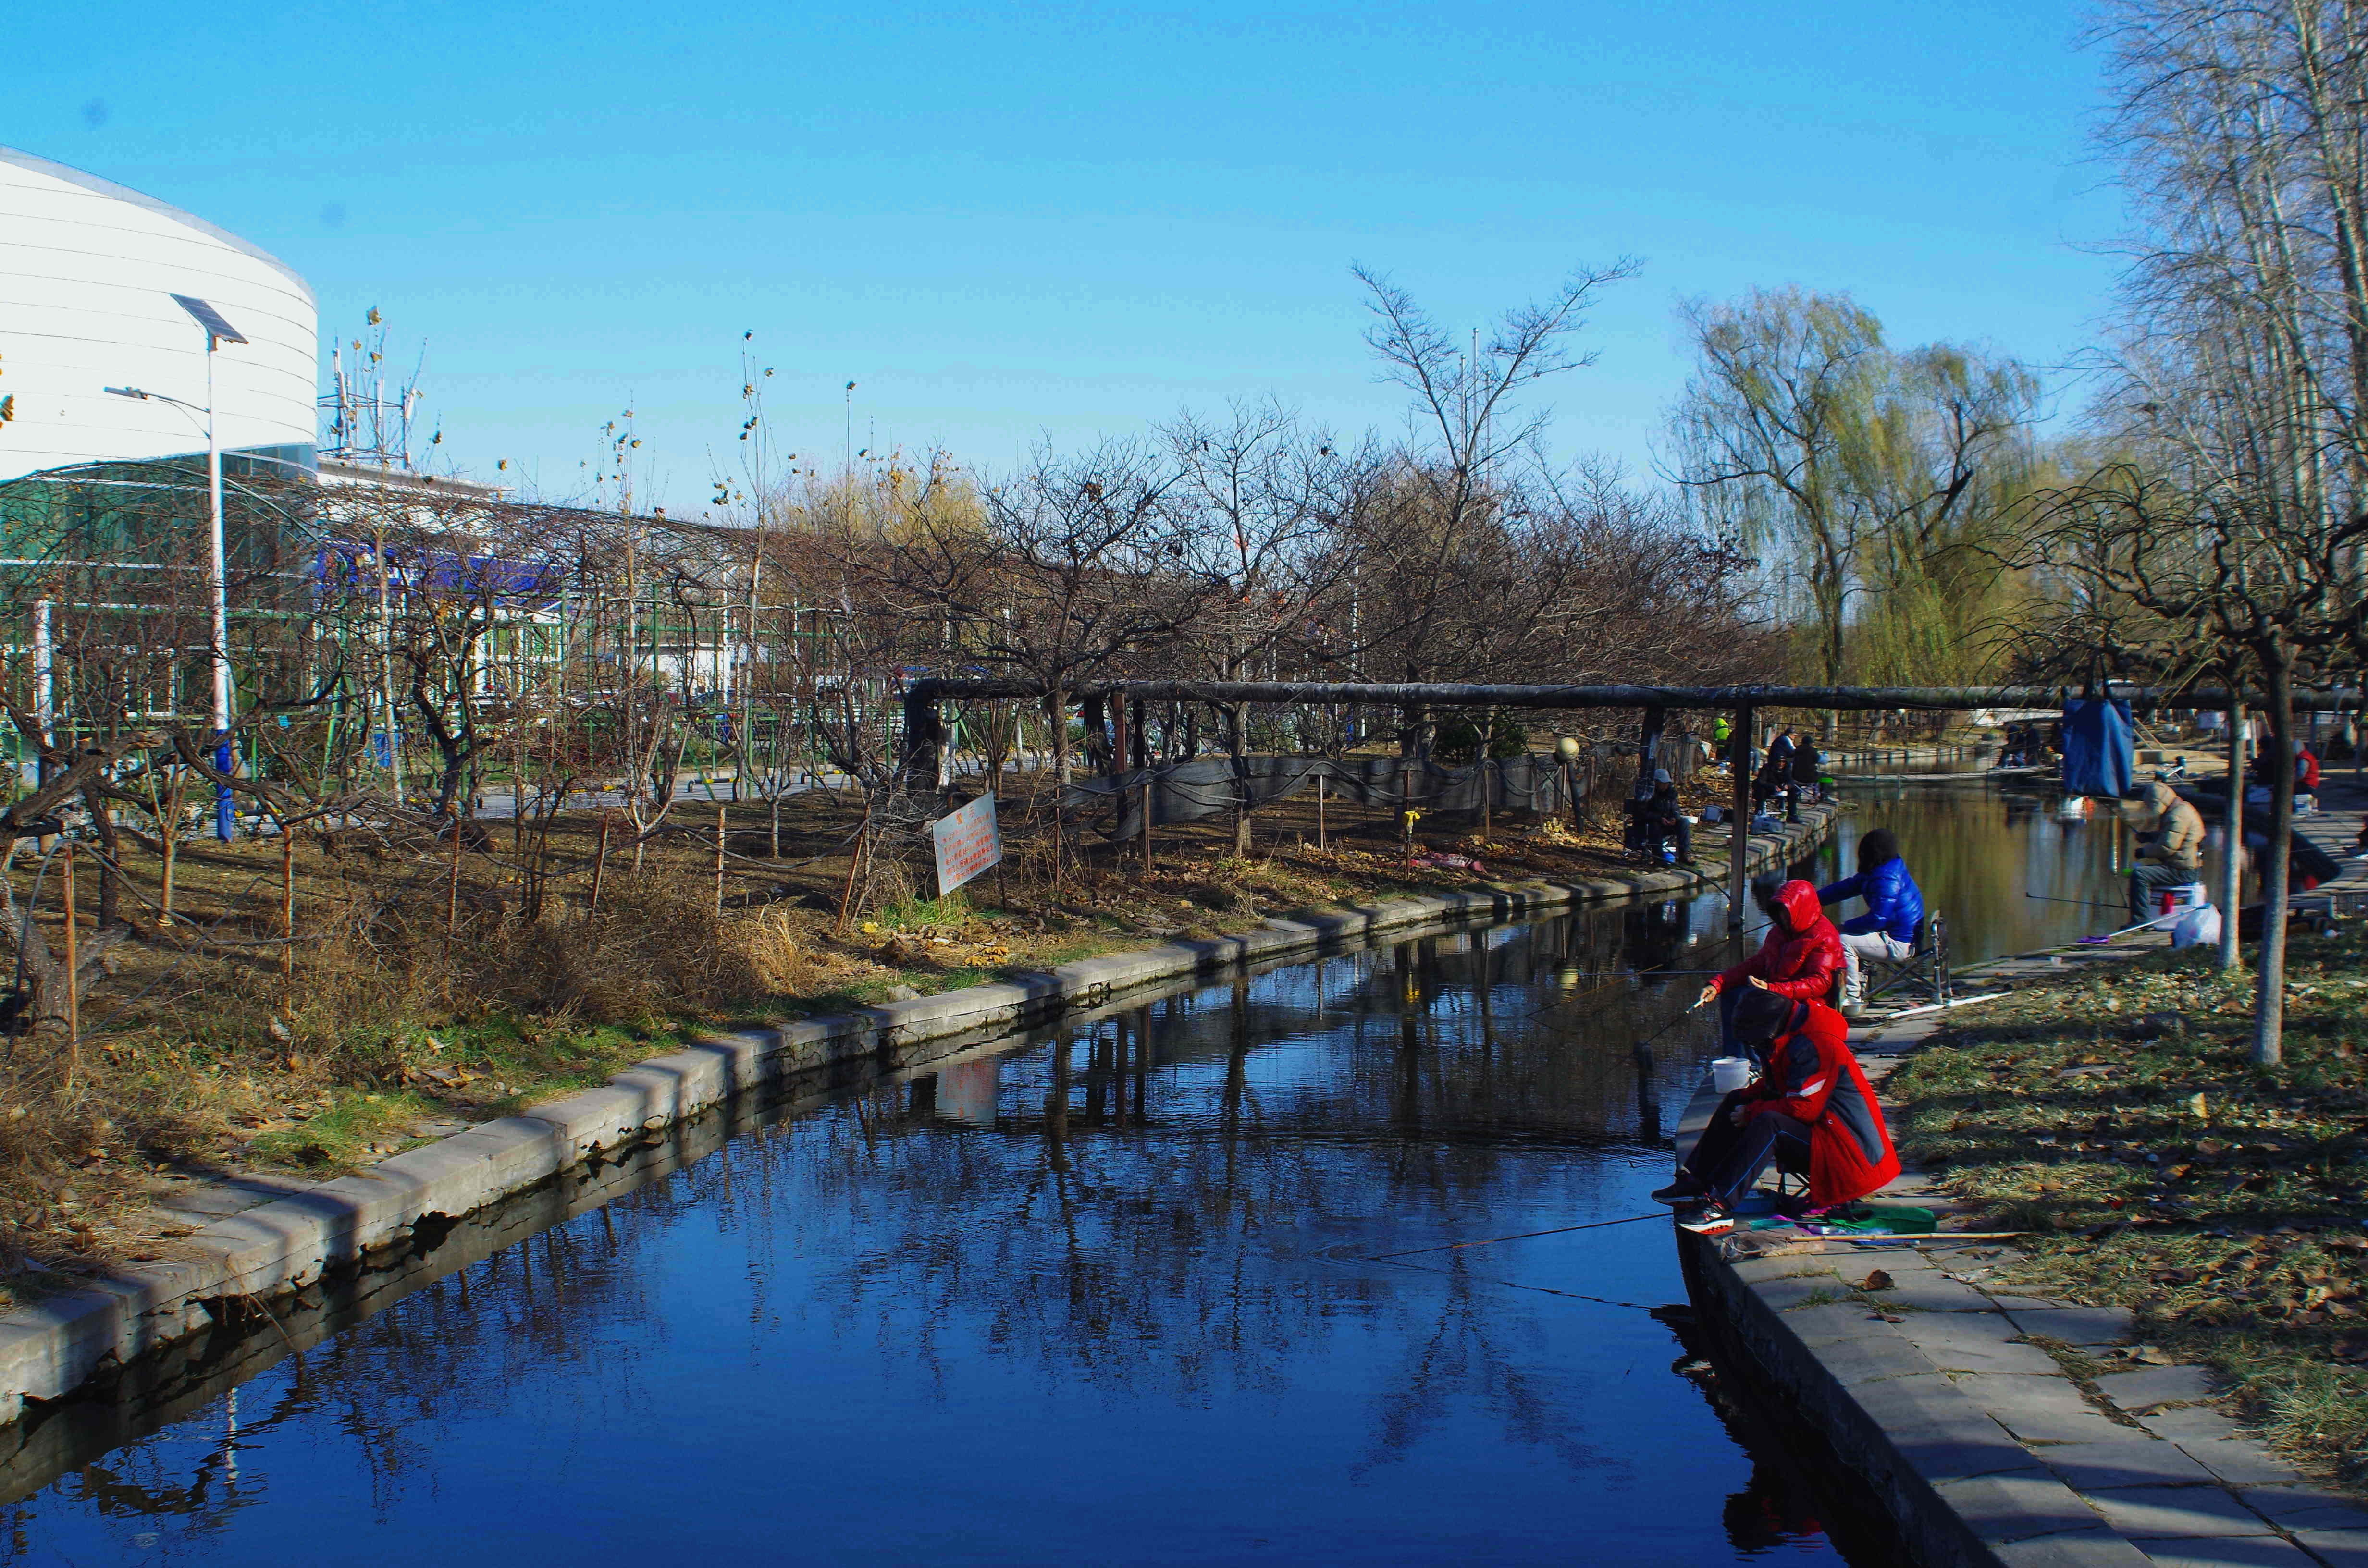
top-left (781, 909), bottom-right (1706, 1465)
top-left (1355, 1252), bottom-right (1605, 1479)
top-left (3, 1167), bottom-right (686, 1551)
top-left (6, 900), bottom-right (1729, 1544)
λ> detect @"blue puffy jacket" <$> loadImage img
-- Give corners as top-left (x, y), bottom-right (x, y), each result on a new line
top-left (1818, 858), bottom-right (1924, 944)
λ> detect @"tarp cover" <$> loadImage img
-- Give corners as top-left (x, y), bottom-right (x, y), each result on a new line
top-left (2060, 699), bottom-right (2134, 798)
top-left (1064, 754), bottom-right (1574, 840)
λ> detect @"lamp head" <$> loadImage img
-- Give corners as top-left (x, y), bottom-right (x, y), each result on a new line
top-left (103, 385), bottom-right (149, 400)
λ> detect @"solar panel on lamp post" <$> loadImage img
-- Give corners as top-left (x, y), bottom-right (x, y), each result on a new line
top-left (106, 293), bottom-right (248, 841)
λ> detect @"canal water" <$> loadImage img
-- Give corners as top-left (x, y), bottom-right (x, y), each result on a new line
top-left (0, 781), bottom-right (2204, 1566)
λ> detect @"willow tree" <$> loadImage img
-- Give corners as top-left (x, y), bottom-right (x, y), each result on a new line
top-left (1668, 289), bottom-right (2039, 701)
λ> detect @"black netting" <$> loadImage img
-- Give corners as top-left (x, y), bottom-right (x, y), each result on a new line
top-left (1062, 754), bottom-right (1579, 839)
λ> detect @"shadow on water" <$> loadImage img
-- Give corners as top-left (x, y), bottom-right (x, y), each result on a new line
top-left (0, 898), bottom-right (1913, 1567)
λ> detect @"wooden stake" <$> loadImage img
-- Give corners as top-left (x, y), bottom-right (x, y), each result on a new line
top-left (281, 830), bottom-right (296, 1000)
top-left (589, 818), bottom-right (611, 919)
top-left (1315, 771), bottom-right (1326, 851)
top-left (445, 812), bottom-right (463, 935)
top-left (715, 802), bottom-right (727, 917)
top-left (61, 844), bottom-right (77, 1086)
top-left (837, 813), bottom-right (868, 931)
top-left (160, 776), bottom-right (183, 921)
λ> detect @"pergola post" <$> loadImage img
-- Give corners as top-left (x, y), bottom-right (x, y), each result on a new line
top-left (1728, 705), bottom-right (1754, 929)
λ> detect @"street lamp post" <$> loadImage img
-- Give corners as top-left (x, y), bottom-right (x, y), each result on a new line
top-left (202, 328), bottom-right (233, 842)
top-left (106, 290), bottom-right (249, 842)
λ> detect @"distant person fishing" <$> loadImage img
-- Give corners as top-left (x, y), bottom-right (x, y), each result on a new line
top-left (2128, 780), bottom-right (2205, 925)
top-left (1816, 828), bottom-right (1924, 1015)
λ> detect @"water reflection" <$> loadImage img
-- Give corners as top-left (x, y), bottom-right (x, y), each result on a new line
top-left (1809, 782), bottom-right (2251, 963)
top-left (0, 903), bottom-right (1897, 1568)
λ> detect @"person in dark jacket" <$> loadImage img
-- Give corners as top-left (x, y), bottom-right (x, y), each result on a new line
top-left (1628, 768), bottom-right (1691, 862)
top-left (1818, 828), bottom-right (1924, 1012)
top-left (1786, 736), bottom-right (1823, 820)
top-left (1698, 880), bottom-right (1846, 1061)
top-left (1654, 987), bottom-right (1900, 1230)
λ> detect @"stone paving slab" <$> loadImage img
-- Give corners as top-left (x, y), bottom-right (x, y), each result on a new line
top-left (2136, 1540), bottom-right (2321, 1568)
top-left (2042, 1440), bottom-right (2220, 1492)
top-left (2087, 1486), bottom-right (2280, 1541)
top-left (2290, 1529), bottom-right (2368, 1568)
top-left (1937, 1468), bottom-right (2117, 1544)
top-left (1996, 1527), bottom-right (2162, 1567)
top-left (2098, 1365), bottom-right (2221, 1413)
top-left (1952, 1372), bottom-right (2136, 1446)
top-left (1896, 1313), bottom-right (2072, 1376)
top-left (2240, 1486), bottom-right (2368, 1528)
top-left (2145, 1407), bottom-right (2253, 1444)
top-left (2013, 1306), bottom-right (2137, 1346)
top-left (2178, 1441), bottom-right (2309, 1489)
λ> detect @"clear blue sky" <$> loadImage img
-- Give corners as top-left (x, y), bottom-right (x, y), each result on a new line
top-left (23, 1), bottom-right (2122, 514)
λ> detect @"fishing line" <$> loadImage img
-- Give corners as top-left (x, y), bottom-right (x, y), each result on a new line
top-left (2024, 891), bottom-right (2127, 912)
top-left (1366, 1253), bottom-right (1660, 1311)
top-left (1363, 1209), bottom-right (1667, 1261)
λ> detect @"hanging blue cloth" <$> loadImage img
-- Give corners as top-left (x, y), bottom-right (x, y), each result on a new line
top-left (2061, 699), bottom-right (2134, 798)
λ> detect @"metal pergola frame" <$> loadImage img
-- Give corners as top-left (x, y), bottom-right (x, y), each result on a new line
top-left (900, 676), bottom-right (2364, 928)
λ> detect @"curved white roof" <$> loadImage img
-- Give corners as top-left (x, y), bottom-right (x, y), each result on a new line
top-left (0, 147), bottom-right (318, 483)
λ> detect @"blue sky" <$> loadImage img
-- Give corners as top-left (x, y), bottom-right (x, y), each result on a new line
top-left (23, 1), bottom-right (2123, 514)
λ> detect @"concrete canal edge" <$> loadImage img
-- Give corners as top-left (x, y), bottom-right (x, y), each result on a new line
top-left (0, 805), bottom-right (1838, 1426)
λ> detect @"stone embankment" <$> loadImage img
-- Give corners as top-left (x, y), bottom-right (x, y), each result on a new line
top-left (0, 804), bottom-right (1838, 1432)
top-left (1679, 784), bottom-right (2368, 1568)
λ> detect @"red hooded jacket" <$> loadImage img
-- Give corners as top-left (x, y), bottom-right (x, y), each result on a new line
top-left (1714, 879), bottom-right (1845, 1004)
top-left (1743, 999), bottom-right (1900, 1207)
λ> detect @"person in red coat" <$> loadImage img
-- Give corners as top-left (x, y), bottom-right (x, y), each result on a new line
top-left (1654, 987), bottom-right (1900, 1230)
top-left (1696, 879), bottom-right (1846, 1061)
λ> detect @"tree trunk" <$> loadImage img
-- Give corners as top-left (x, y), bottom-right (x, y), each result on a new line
top-left (1229, 699), bottom-right (1251, 855)
top-left (2217, 698), bottom-right (2245, 974)
top-left (2254, 652), bottom-right (2295, 1066)
top-left (81, 784), bottom-right (124, 930)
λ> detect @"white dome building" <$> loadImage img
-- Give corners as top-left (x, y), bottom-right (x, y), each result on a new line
top-left (0, 147), bottom-right (316, 484)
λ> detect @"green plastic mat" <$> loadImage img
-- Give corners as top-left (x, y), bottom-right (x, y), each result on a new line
top-left (1748, 1204), bottom-right (1939, 1235)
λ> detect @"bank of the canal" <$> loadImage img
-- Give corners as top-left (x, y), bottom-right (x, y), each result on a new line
top-left (1673, 776), bottom-right (2368, 1568)
top-left (0, 802), bottom-right (1840, 1439)
top-left (0, 815), bottom-right (1905, 1567)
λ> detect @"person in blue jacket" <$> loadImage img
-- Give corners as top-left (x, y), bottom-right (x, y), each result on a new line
top-left (1817, 828), bottom-right (1924, 1012)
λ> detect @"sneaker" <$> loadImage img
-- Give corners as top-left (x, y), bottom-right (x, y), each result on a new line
top-left (1677, 1204), bottom-right (1735, 1236)
top-left (1650, 1176), bottom-right (1705, 1204)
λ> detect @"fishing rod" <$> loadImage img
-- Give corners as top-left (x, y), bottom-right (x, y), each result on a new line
top-left (2076, 916), bottom-right (2170, 945)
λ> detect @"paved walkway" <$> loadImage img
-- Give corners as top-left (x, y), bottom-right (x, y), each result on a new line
top-left (1678, 777), bottom-right (2368, 1566)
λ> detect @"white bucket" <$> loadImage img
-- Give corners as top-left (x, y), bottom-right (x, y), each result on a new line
top-left (1712, 1056), bottom-right (1755, 1094)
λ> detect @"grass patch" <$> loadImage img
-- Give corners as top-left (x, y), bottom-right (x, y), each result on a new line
top-left (1887, 931), bottom-right (2368, 1483)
